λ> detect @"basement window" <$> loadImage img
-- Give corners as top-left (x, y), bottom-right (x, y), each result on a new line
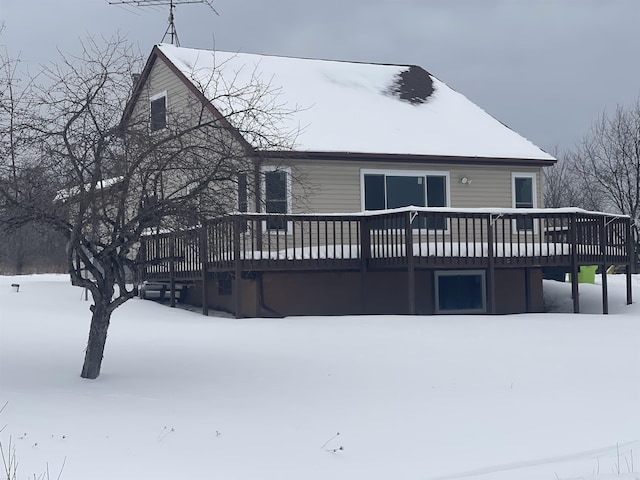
top-left (150, 92), bottom-right (167, 132)
top-left (435, 270), bottom-right (486, 314)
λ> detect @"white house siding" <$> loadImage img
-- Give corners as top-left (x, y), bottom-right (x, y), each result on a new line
top-left (278, 159), bottom-right (544, 214)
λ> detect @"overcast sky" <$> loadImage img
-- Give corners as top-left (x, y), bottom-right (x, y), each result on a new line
top-left (1, 0), bottom-right (639, 156)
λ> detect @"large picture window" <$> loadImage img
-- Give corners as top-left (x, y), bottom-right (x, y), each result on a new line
top-left (512, 172), bottom-right (537, 231)
top-left (262, 167), bottom-right (291, 231)
top-left (362, 170), bottom-right (449, 229)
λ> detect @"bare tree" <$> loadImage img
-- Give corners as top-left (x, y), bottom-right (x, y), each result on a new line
top-left (0, 36), bottom-right (295, 378)
top-left (543, 149), bottom-right (604, 210)
top-left (569, 99), bottom-right (640, 268)
top-left (544, 149), bottom-right (577, 208)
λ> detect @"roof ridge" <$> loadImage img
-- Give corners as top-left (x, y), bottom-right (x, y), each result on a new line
top-left (157, 43), bottom-right (418, 69)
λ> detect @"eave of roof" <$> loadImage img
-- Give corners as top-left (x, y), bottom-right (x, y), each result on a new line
top-left (255, 150), bottom-right (557, 167)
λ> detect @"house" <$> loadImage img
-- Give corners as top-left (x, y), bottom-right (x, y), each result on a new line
top-left (127, 44), bottom-right (633, 317)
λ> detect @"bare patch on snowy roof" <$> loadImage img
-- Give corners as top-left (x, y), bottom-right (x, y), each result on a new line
top-left (385, 66), bottom-right (434, 105)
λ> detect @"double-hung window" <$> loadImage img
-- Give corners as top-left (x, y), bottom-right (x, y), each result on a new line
top-left (150, 92), bottom-right (167, 132)
top-left (362, 170), bottom-right (449, 229)
top-left (262, 166), bottom-right (291, 231)
top-left (512, 172), bottom-right (537, 231)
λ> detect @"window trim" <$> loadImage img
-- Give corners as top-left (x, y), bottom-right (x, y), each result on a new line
top-left (434, 270), bottom-right (487, 314)
top-left (150, 91), bottom-right (168, 132)
top-left (360, 168), bottom-right (451, 231)
top-left (511, 172), bottom-right (538, 233)
top-left (261, 165), bottom-right (292, 232)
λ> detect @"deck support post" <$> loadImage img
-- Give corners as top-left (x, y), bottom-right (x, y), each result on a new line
top-left (136, 239), bottom-right (146, 291)
top-left (169, 235), bottom-right (176, 308)
top-left (626, 220), bottom-right (633, 305)
top-left (601, 265), bottom-right (608, 314)
top-left (200, 226), bottom-right (209, 316)
top-left (360, 217), bottom-right (370, 314)
top-left (486, 214), bottom-right (496, 314)
top-left (524, 267), bottom-right (531, 313)
top-left (233, 217), bottom-right (243, 318)
top-left (599, 216), bottom-right (608, 314)
top-left (569, 214), bottom-right (580, 313)
top-left (405, 211), bottom-right (416, 314)
top-left (626, 265), bottom-right (633, 305)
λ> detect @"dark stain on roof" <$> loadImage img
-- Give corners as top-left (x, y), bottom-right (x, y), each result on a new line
top-left (386, 66), bottom-right (434, 105)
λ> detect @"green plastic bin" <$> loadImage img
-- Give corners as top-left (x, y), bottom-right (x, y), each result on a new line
top-left (568, 265), bottom-right (598, 284)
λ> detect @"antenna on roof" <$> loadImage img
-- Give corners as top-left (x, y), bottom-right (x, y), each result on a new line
top-left (108, 0), bottom-right (219, 46)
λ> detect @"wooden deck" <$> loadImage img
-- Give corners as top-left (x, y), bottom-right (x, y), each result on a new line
top-left (138, 208), bottom-right (634, 314)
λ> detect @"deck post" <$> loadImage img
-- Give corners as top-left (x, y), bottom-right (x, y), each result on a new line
top-left (601, 265), bottom-right (609, 314)
top-left (169, 235), bottom-right (176, 308)
top-left (626, 219), bottom-right (633, 305)
top-left (486, 214), bottom-right (496, 314)
top-left (136, 238), bottom-right (146, 290)
top-left (360, 217), bottom-right (370, 314)
top-left (199, 225), bottom-right (209, 316)
top-left (569, 213), bottom-right (580, 313)
top-left (524, 267), bottom-right (531, 313)
top-left (233, 217), bottom-right (243, 318)
top-left (405, 211), bottom-right (416, 314)
top-left (599, 216), bottom-right (608, 314)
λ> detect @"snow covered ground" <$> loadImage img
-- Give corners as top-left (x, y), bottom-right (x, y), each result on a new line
top-left (1, 274), bottom-right (639, 480)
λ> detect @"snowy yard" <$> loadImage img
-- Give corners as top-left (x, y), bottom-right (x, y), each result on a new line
top-left (1, 274), bottom-right (639, 480)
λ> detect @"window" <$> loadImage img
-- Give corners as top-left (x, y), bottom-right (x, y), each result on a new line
top-left (262, 167), bottom-right (291, 231)
top-left (362, 170), bottom-right (449, 229)
top-left (512, 172), bottom-right (537, 231)
top-left (435, 270), bottom-right (486, 314)
top-left (150, 92), bottom-right (167, 131)
top-left (237, 173), bottom-right (248, 212)
top-left (237, 173), bottom-right (249, 233)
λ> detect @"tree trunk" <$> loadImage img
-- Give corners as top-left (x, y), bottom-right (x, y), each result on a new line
top-left (80, 301), bottom-right (112, 379)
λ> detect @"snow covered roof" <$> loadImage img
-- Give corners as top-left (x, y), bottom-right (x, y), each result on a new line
top-left (156, 44), bottom-right (554, 161)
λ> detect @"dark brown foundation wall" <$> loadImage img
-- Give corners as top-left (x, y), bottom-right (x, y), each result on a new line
top-left (185, 267), bottom-right (544, 317)
top-left (494, 268), bottom-right (544, 314)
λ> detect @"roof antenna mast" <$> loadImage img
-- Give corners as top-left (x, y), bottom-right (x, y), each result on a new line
top-left (108, 0), bottom-right (218, 46)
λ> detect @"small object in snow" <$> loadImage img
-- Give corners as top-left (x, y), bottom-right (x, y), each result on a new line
top-left (11, 283), bottom-right (19, 292)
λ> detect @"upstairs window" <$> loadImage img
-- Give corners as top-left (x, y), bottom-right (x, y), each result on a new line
top-left (150, 92), bottom-right (167, 132)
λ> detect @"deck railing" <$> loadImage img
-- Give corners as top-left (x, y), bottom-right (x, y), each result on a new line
top-left (139, 208), bottom-right (632, 279)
